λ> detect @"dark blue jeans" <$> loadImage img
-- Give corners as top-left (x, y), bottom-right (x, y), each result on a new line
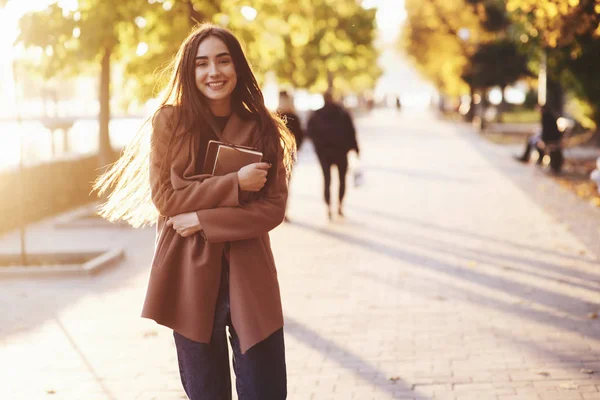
top-left (173, 261), bottom-right (287, 400)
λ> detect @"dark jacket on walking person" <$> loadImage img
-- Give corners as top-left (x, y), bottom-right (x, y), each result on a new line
top-left (307, 92), bottom-right (359, 219)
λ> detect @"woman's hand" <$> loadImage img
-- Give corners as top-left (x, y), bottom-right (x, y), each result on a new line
top-left (167, 212), bottom-right (202, 237)
top-left (237, 162), bottom-right (271, 192)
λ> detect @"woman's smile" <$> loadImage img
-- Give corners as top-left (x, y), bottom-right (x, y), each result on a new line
top-left (206, 80), bottom-right (227, 90)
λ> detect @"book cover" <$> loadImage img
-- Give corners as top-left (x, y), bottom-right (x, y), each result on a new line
top-left (210, 143), bottom-right (263, 176)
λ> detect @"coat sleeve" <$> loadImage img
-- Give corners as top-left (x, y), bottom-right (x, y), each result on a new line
top-left (195, 152), bottom-right (288, 243)
top-left (150, 107), bottom-right (240, 217)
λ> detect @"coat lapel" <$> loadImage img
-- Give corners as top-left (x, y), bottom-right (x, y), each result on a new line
top-left (169, 112), bottom-right (257, 189)
top-left (222, 112), bottom-right (257, 146)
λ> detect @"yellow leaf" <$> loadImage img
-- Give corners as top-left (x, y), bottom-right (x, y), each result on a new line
top-left (559, 381), bottom-right (578, 390)
top-left (581, 369), bottom-right (596, 375)
top-left (588, 312), bottom-right (598, 319)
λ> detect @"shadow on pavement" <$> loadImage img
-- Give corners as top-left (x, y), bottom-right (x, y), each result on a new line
top-left (338, 217), bottom-right (600, 294)
top-left (294, 192), bottom-right (597, 267)
top-left (284, 316), bottom-right (427, 399)
top-left (288, 220), bottom-right (600, 357)
top-left (362, 164), bottom-right (479, 184)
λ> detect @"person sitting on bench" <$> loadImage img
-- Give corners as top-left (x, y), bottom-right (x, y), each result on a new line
top-left (516, 104), bottom-right (561, 164)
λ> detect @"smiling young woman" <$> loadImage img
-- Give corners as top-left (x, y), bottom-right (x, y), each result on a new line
top-left (94, 23), bottom-right (295, 400)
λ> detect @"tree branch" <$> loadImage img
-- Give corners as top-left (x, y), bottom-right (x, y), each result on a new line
top-left (186, 0), bottom-right (207, 26)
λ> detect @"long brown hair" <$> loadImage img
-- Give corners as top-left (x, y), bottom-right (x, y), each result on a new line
top-left (94, 23), bottom-right (295, 227)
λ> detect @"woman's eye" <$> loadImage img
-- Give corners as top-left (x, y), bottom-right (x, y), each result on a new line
top-left (220, 59), bottom-right (231, 64)
top-left (196, 62), bottom-right (207, 67)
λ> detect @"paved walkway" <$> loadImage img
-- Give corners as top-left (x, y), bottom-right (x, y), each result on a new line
top-left (1, 108), bottom-right (600, 400)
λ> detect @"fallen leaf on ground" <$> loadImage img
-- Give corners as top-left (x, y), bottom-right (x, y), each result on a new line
top-left (46, 390), bottom-right (56, 395)
top-left (389, 376), bottom-right (400, 382)
top-left (588, 312), bottom-right (599, 319)
top-left (581, 369), bottom-right (596, 374)
top-left (467, 261), bottom-right (477, 268)
top-left (534, 371), bottom-right (550, 377)
top-left (143, 330), bottom-right (158, 338)
top-left (559, 381), bottom-right (578, 390)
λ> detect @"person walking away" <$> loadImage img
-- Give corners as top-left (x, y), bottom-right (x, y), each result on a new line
top-left (278, 90), bottom-right (304, 223)
top-left (307, 91), bottom-right (359, 220)
top-left (94, 23), bottom-right (295, 400)
top-left (278, 91), bottom-right (304, 151)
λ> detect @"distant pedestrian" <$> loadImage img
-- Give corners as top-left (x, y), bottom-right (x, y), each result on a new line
top-left (95, 23), bottom-right (294, 400)
top-left (278, 91), bottom-right (304, 151)
top-left (395, 95), bottom-right (402, 112)
top-left (278, 90), bottom-right (304, 223)
top-left (307, 91), bottom-right (360, 219)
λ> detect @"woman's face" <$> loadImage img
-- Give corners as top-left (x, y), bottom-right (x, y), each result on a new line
top-left (195, 36), bottom-right (238, 107)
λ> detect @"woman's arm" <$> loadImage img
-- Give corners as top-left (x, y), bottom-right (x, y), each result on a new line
top-left (194, 155), bottom-right (288, 243)
top-left (149, 107), bottom-right (241, 217)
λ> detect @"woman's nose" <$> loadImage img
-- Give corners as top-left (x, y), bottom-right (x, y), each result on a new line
top-left (208, 62), bottom-right (219, 76)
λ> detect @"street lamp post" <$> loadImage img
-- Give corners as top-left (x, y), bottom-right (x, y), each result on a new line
top-left (457, 28), bottom-right (477, 123)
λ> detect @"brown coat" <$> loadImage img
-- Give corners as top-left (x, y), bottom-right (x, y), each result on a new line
top-left (141, 106), bottom-right (287, 354)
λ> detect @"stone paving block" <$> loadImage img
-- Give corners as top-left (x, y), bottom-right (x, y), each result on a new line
top-left (539, 392), bottom-right (583, 400)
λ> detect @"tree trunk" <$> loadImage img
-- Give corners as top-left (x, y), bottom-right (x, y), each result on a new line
top-left (498, 84), bottom-right (506, 123)
top-left (186, 0), bottom-right (207, 26)
top-left (98, 45), bottom-right (113, 169)
top-left (478, 89), bottom-right (490, 132)
top-left (594, 116), bottom-right (600, 147)
top-left (546, 76), bottom-right (564, 115)
top-left (466, 84), bottom-right (475, 122)
top-left (545, 72), bottom-right (564, 173)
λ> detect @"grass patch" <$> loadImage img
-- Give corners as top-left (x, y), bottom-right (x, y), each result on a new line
top-left (481, 131), bottom-right (528, 145)
top-left (501, 109), bottom-right (539, 124)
